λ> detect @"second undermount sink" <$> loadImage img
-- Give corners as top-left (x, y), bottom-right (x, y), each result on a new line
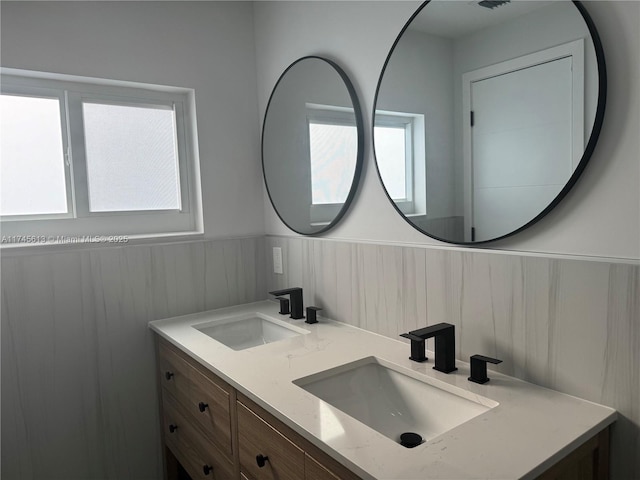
top-left (193, 312), bottom-right (309, 351)
top-left (294, 357), bottom-right (498, 447)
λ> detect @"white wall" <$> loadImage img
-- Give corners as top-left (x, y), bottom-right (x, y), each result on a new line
top-left (1, 1), bottom-right (265, 239)
top-left (254, 1), bottom-right (640, 261)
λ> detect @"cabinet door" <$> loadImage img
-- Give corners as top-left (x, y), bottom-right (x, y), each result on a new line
top-left (237, 402), bottom-right (304, 480)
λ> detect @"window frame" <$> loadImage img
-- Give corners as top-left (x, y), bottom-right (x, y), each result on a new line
top-left (374, 113), bottom-right (416, 214)
top-left (0, 69), bottom-right (203, 244)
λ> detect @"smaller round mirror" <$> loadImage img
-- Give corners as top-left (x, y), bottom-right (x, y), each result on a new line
top-left (262, 56), bottom-right (364, 235)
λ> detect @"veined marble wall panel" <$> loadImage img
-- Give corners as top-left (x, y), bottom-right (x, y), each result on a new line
top-left (265, 235), bottom-right (639, 478)
top-left (1, 236), bottom-right (265, 480)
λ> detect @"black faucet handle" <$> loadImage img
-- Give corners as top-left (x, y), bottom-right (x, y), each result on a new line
top-left (400, 332), bottom-right (424, 342)
top-left (400, 333), bottom-right (428, 362)
top-left (468, 354), bottom-right (503, 384)
top-left (275, 296), bottom-right (290, 315)
top-left (305, 306), bottom-right (322, 324)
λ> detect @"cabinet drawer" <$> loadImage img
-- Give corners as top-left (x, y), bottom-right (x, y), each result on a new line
top-left (305, 454), bottom-right (341, 480)
top-left (159, 342), bottom-right (192, 401)
top-left (237, 401), bottom-right (304, 480)
top-left (237, 394), bottom-right (361, 480)
top-left (163, 391), bottom-right (235, 480)
top-left (159, 340), bottom-right (233, 456)
top-left (189, 366), bottom-right (232, 455)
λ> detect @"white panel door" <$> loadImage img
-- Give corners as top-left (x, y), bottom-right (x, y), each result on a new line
top-left (471, 56), bottom-right (574, 242)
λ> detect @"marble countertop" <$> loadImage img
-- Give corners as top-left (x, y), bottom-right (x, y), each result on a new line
top-left (149, 300), bottom-right (616, 480)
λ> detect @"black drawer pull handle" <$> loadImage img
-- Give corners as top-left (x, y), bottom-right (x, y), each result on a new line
top-left (198, 402), bottom-right (209, 412)
top-left (168, 424), bottom-right (178, 433)
top-left (165, 371), bottom-right (174, 380)
top-left (203, 464), bottom-right (213, 475)
top-left (256, 454), bottom-right (269, 468)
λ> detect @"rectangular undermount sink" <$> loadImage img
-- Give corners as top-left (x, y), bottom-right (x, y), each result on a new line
top-left (193, 312), bottom-right (309, 351)
top-left (294, 357), bottom-right (498, 447)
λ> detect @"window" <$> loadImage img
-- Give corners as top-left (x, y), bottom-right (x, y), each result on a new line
top-left (374, 113), bottom-right (420, 214)
top-left (306, 106), bottom-right (358, 225)
top-left (82, 101), bottom-right (181, 213)
top-left (0, 70), bottom-right (202, 245)
top-left (1, 92), bottom-right (70, 217)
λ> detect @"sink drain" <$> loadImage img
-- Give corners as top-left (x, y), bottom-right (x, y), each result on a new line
top-left (399, 432), bottom-right (423, 448)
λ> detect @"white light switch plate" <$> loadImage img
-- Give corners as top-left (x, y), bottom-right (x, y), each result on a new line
top-left (273, 247), bottom-right (283, 274)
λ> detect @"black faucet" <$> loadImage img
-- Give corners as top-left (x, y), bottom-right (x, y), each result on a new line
top-left (400, 323), bottom-right (457, 373)
top-left (269, 287), bottom-right (304, 319)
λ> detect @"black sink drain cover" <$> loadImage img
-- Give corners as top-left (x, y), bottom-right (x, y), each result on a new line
top-left (399, 432), bottom-right (423, 448)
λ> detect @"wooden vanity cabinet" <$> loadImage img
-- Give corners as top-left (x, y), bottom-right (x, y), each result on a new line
top-left (157, 338), bottom-right (238, 480)
top-left (156, 337), bottom-right (356, 480)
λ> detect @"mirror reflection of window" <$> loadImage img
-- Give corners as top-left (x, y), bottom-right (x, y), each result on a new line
top-left (306, 105), bottom-right (358, 225)
top-left (374, 125), bottom-right (408, 201)
top-left (308, 122), bottom-right (357, 205)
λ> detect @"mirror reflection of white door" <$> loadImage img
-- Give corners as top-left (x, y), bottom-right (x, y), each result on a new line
top-left (462, 40), bottom-right (584, 242)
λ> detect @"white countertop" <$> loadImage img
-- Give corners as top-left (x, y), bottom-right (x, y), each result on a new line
top-left (149, 300), bottom-right (616, 480)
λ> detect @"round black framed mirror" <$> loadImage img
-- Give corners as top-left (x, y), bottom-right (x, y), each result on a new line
top-left (373, 0), bottom-right (606, 244)
top-left (262, 56), bottom-right (364, 235)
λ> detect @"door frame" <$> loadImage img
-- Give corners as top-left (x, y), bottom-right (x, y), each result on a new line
top-left (462, 39), bottom-right (585, 242)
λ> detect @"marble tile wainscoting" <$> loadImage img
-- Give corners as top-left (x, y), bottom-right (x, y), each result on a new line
top-left (265, 235), bottom-right (640, 479)
top-left (1, 236), bottom-right (266, 480)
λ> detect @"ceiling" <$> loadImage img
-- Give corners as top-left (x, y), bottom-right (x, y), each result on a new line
top-left (409, 0), bottom-right (556, 39)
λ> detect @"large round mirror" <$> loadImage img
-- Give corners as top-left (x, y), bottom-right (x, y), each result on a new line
top-left (374, 0), bottom-right (606, 244)
top-left (263, 56), bottom-right (364, 235)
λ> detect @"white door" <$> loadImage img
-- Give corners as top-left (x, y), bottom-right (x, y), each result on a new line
top-left (463, 41), bottom-right (584, 242)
